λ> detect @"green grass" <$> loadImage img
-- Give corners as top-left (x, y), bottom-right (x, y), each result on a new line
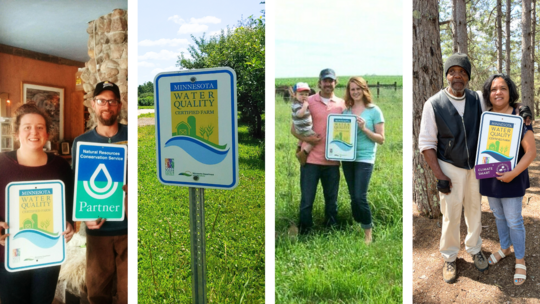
top-left (138, 105), bottom-right (154, 109)
top-left (138, 112), bottom-right (154, 118)
top-left (275, 76), bottom-right (403, 88)
top-left (138, 124), bottom-right (265, 303)
top-left (275, 87), bottom-right (403, 303)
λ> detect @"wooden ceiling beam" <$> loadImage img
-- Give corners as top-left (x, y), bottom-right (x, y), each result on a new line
top-left (0, 44), bottom-right (85, 67)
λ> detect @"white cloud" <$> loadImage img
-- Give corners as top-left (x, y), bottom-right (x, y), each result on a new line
top-left (168, 15), bottom-right (185, 24)
top-left (190, 16), bottom-right (221, 24)
top-left (168, 15), bottom-right (220, 25)
top-left (138, 38), bottom-right (189, 47)
top-left (208, 30), bottom-right (222, 36)
top-left (138, 50), bottom-right (180, 61)
top-left (138, 61), bottom-right (155, 67)
top-left (167, 15), bottom-right (221, 34)
top-left (178, 23), bottom-right (208, 34)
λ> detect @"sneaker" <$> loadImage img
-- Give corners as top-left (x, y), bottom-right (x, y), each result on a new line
top-left (296, 150), bottom-right (308, 166)
top-left (472, 251), bottom-right (489, 272)
top-left (443, 261), bottom-right (457, 283)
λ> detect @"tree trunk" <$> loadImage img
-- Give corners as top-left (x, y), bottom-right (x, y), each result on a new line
top-left (532, 0), bottom-right (536, 64)
top-left (256, 111), bottom-right (262, 139)
top-left (497, 0), bottom-right (503, 73)
top-left (506, 0), bottom-right (511, 75)
top-left (537, 0), bottom-right (540, 116)
top-left (452, 0), bottom-right (458, 53)
top-left (532, 0), bottom-right (537, 116)
top-left (413, 0), bottom-right (443, 218)
top-left (455, 0), bottom-right (468, 54)
top-left (522, 0), bottom-right (535, 117)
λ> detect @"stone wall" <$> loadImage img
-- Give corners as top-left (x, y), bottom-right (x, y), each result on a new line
top-left (80, 9), bottom-right (127, 128)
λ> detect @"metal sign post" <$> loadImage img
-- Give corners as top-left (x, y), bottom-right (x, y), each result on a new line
top-left (189, 187), bottom-right (207, 303)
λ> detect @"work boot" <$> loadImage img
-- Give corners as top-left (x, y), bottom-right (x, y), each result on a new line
top-left (472, 251), bottom-right (489, 272)
top-left (443, 261), bottom-right (457, 284)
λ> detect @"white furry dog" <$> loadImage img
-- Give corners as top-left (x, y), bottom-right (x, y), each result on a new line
top-left (54, 225), bottom-right (87, 302)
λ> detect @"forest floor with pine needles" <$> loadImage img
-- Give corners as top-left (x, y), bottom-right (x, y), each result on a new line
top-left (413, 120), bottom-right (540, 303)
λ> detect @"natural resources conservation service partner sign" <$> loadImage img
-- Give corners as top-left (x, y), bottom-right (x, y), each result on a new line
top-left (154, 67), bottom-right (239, 190)
top-left (73, 142), bottom-right (127, 221)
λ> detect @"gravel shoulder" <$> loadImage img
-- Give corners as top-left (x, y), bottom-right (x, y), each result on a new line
top-left (138, 109), bottom-right (155, 126)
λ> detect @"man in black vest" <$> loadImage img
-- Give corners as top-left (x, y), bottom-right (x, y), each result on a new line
top-left (419, 53), bottom-right (488, 284)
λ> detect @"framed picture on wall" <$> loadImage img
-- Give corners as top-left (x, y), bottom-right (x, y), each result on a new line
top-left (61, 142), bottom-right (70, 155)
top-left (22, 83), bottom-right (64, 144)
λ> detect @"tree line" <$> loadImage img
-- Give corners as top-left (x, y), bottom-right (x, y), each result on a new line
top-left (138, 81), bottom-right (154, 107)
top-left (138, 15), bottom-right (265, 139)
top-left (177, 15), bottom-right (265, 139)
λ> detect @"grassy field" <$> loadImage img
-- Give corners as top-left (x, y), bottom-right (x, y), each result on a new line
top-left (138, 124), bottom-right (265, 303)
top-left (275, 87), bottom-right (403, 303)
top-left (138, 105), bottom-right (154, 109)
top-left (138, 112), bottom-right (154, 118)
top-left (275, 76), bottom-right (402, 88)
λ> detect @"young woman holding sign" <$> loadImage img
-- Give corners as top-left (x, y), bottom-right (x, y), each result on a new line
top-left (480, 74), bottom-right (536, 285)
top-left (341, 77), bottom-right (385, 244)
top-left (0, 104), bottom-right (74, 303)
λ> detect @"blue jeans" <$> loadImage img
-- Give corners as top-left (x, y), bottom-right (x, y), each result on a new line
top-left (299, 164), bottom-right (340, 233)
top-left (0, 263), bottom-right (60, 304)
top-left (342, 161), bottom-right (374, 229)
top-left (488, 196), bottom-right (526, 259)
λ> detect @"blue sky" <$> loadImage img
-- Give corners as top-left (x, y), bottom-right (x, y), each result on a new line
top-left (275, 0), bottom-right (403, 78)
top-left (138, 0), bottom-right (264, 85)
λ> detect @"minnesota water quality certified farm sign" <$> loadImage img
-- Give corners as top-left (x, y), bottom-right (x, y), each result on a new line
top-left (154, 67), bottom-right (239, 189)
top-left (325, 114), bottom-right (358, 161)
top-left (5, 180), bottom-right (66, 272)
top-left (475, 112), bottom-right (523, 179)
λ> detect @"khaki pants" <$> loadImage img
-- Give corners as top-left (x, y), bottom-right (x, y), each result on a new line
top-left (86, 234), bottom-right (128, 304)
top-left (438, 160), bottom-right (482, 262)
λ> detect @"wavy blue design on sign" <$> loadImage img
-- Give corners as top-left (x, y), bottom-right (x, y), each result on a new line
top-left (13, 230), bottom-right (61, 249)
top-left (165, 136), bottom-right (230, 165)
top-left (480, 150), bottom-right (514, 162)
top-left (330, 140), bottom-right (354, 151)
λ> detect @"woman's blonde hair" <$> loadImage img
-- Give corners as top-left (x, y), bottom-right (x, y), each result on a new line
top-left (344, 76), bottom-right (373, 108)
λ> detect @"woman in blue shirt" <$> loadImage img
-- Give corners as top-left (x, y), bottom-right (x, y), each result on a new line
top-left (342, 77), bottom-right (385, 244)
top-left (480, 74), bottom-right (536, 285)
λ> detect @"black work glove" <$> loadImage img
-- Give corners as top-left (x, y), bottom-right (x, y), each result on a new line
top-left (437, 180), bottom-right (451, 193)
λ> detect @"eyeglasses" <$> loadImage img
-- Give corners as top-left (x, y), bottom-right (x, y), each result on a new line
top-left (94, 98), bottom-right (120, 106)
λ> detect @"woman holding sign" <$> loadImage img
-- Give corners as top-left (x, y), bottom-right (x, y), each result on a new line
top-left (341, 77), bottom-right (385, 244)
top-left (480, 75), bottom-right (536, 285)
top-left (0, 104), bottom-right (74, 303)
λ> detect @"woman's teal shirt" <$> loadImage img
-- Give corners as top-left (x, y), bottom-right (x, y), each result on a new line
top-left (343, 105), bottom-right (385, 163)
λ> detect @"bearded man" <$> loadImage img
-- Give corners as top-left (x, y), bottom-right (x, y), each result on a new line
top-left (291, 68), bottom-right (346, 234)
top-left (71, 81), bottom-right (128, 303)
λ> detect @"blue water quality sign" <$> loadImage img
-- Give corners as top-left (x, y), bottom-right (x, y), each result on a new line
top-left (154, 67), bottom-right (239, 190)
top-left (73, 142), bottom-right (127, 221)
